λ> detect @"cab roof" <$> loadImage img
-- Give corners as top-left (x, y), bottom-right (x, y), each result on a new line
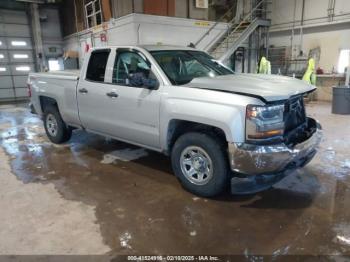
top-left (91, 45), bottom-right (197, 52)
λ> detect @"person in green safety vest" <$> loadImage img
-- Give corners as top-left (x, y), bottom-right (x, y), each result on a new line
top-left (257, 56), bottom-right (271, 74)
top-left (302, 58), bottom-right (317, 85)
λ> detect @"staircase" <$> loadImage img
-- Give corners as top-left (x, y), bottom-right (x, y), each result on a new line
top-left (195, 0), bottom-right (271, 64)
top-left (210, 18), bottom-right (270, 61)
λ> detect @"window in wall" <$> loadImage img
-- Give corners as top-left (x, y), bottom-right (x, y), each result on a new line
top-left (86, 50), bottom-right (110, 82)
top-left (338, 49), bottom-right (350, 74)
top-left (13, 54), bottom-right (29, 59)
top-left (84, 0), bottom-right (103, 28)
top-left (16, 66), bottom-right (30, 72)
top-left (11, 41), bottom-right (27, 46)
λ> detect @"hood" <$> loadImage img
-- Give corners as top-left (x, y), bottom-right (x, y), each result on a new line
top-left (184, 74), bottom-right (316, 102)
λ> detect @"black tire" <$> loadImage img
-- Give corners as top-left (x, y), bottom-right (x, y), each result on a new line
top-left (171, 132), bottom-right (229, 197)
top-left (43, 105), bottom-right (72, 144)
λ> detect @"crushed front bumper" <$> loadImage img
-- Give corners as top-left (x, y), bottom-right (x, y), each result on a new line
top-left (228, 117), bottom-right (322, 194)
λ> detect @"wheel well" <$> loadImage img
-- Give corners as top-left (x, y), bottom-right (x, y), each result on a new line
top-left (39, 96), bottom-right (58, 113)
top-left (167, 119), bottom-right (227, 153)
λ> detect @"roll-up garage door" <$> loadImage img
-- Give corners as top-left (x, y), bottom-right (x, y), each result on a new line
top-left (0, 9), bottom-right (35, 102)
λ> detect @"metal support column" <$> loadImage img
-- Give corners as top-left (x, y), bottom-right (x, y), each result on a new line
top-left (29, 3), bottom-right (45, 72)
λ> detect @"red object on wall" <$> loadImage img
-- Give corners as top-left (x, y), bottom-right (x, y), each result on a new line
top-left (100, 33), bottom-right (107, 42)
top-left (85, 44), bottom-right (90, 53)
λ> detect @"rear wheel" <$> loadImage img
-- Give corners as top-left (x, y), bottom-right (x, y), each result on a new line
top-left (171, 132), bottom-right (229, 197)
top-left (43, 106), bottom-right (72, 144)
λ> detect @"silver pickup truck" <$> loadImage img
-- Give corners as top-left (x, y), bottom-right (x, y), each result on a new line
top-left (28, 45), bottom-right (322, 197)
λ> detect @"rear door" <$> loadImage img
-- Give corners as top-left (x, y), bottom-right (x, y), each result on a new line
top-left (77, 49), bottom-right (115, 132)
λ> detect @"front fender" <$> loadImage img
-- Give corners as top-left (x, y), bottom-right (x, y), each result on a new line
top-left (159, 97), bottom-right (246, 151)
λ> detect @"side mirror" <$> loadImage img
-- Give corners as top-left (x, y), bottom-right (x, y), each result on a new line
top-left (144, 78), bottom-right (159, 90)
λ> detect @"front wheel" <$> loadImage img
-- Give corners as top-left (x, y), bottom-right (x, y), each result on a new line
top-left (43, 106), bottom-right (72, 144)
top-left (171, 132), bottom-right (229, 197)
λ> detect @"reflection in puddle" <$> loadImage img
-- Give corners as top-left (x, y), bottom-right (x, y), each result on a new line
top-left (0, 103), bottom-right (350, 255)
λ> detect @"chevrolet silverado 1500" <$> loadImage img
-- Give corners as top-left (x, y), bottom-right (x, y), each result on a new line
top-left (28, 45), bottom-right (322, 197)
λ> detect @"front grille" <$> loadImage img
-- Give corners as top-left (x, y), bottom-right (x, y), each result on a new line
top-left (284, 95), bottom-right (307, 133)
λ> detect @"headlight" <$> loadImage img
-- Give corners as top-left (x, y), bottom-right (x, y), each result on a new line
top-left (246, 104), bottom-right (285, 140)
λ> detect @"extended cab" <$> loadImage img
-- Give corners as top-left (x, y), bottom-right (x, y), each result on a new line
top-left (28, 45), bottom-right (322, 197)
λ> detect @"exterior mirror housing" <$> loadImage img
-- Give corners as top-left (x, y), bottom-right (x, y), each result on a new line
top-left (144, 78), bottom-right (159, 89)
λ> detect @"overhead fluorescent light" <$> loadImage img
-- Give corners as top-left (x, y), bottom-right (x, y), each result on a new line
top-left (0, 67), bottom-right (6, 72)
top-left (0, 54), bottom-right (4, 59)
top-left (11, 41), bottom-right (27, 46)
top-left (0, 41), bottom-right (2, 46)
top-left (16, 66), bottom-right (30, 71)
top-left (14, 54), bottom-right (29, 59)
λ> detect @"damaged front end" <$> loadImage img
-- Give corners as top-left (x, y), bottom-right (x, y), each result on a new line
top-left (229, 95), bottom-right (322, 194)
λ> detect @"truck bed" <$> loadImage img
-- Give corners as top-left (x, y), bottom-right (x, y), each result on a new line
top-left (30, 70), bottom-right (80, 80)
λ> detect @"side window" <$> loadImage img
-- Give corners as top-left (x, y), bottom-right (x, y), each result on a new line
top-left (112, 51), bottom-right (158, 88)
top-left (86, 50), bottom-right (110, 82)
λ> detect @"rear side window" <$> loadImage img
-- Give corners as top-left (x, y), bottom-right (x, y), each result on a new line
top-left (86, 50), bottom-right (110, 82)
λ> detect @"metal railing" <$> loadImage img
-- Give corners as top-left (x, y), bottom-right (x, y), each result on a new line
top-left (193, 3), bottom-right (237, 47)
top-left (213, 0), bottom-right (268, 51)
top-left (195, 0), bottom-right (269, 51)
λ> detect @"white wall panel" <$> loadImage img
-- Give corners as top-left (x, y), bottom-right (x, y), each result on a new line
top-left (334, 0), bottom-right (350, 16)
top-left (13, 75), bottom-right (29, 88)
top-left (15, 87), bottom-right (28, 98)
top-left (271, 0), bottom-right (350, 30)
top-left (2, 24), bottom-right (31, 37)
top-left (64, 13), bottom-right (228, 66)
top-left (303, 0), bottom-right (329, 22)
top-left (0, 76), bottom-right (12, 89)
top-left (0, 37), bottom-right (8, 49)
top-left (0, 10), bottom-right (28, 25)
top-left (0, 88), bottom-right (15, 99)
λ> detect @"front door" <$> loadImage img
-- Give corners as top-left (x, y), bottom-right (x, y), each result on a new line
top-left (104, 49), bottom-right (161, 149)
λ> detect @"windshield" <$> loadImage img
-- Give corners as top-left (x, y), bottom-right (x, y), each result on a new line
top-left (150, 50), bottom-right (234, 85)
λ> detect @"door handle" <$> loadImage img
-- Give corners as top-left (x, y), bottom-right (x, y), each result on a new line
top-left (79, 88), bottom-right (88, 94)
top-left (106, 92), bottom-right (119, 98)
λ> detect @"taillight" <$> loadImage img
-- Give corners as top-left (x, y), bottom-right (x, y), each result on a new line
top-left (27, 83), bottom-right (32, 97)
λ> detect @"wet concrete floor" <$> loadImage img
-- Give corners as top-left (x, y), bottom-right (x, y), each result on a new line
top-left (0, 102), bottom-right (349, 257)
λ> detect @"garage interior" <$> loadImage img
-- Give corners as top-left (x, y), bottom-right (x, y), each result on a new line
top-left (0, 0), bottom-right (350, 260)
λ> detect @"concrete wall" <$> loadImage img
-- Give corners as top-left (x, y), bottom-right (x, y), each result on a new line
top-left (63, 13), bottom-right (227, 66)
top-left (270, 0), bottom-right (350, 30)
top-left (189, 0), bottom-right (209, 20)
top-left (269, 25), bottom-right (350, 74)
top-left (175, 0), bottom-right (188, 18)
top-left (111, 0), bottom-right (134, 17)
top-left (269, 0), bottom-right (350, 74)
top-left (39, 7), bottom-right (63, 59)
